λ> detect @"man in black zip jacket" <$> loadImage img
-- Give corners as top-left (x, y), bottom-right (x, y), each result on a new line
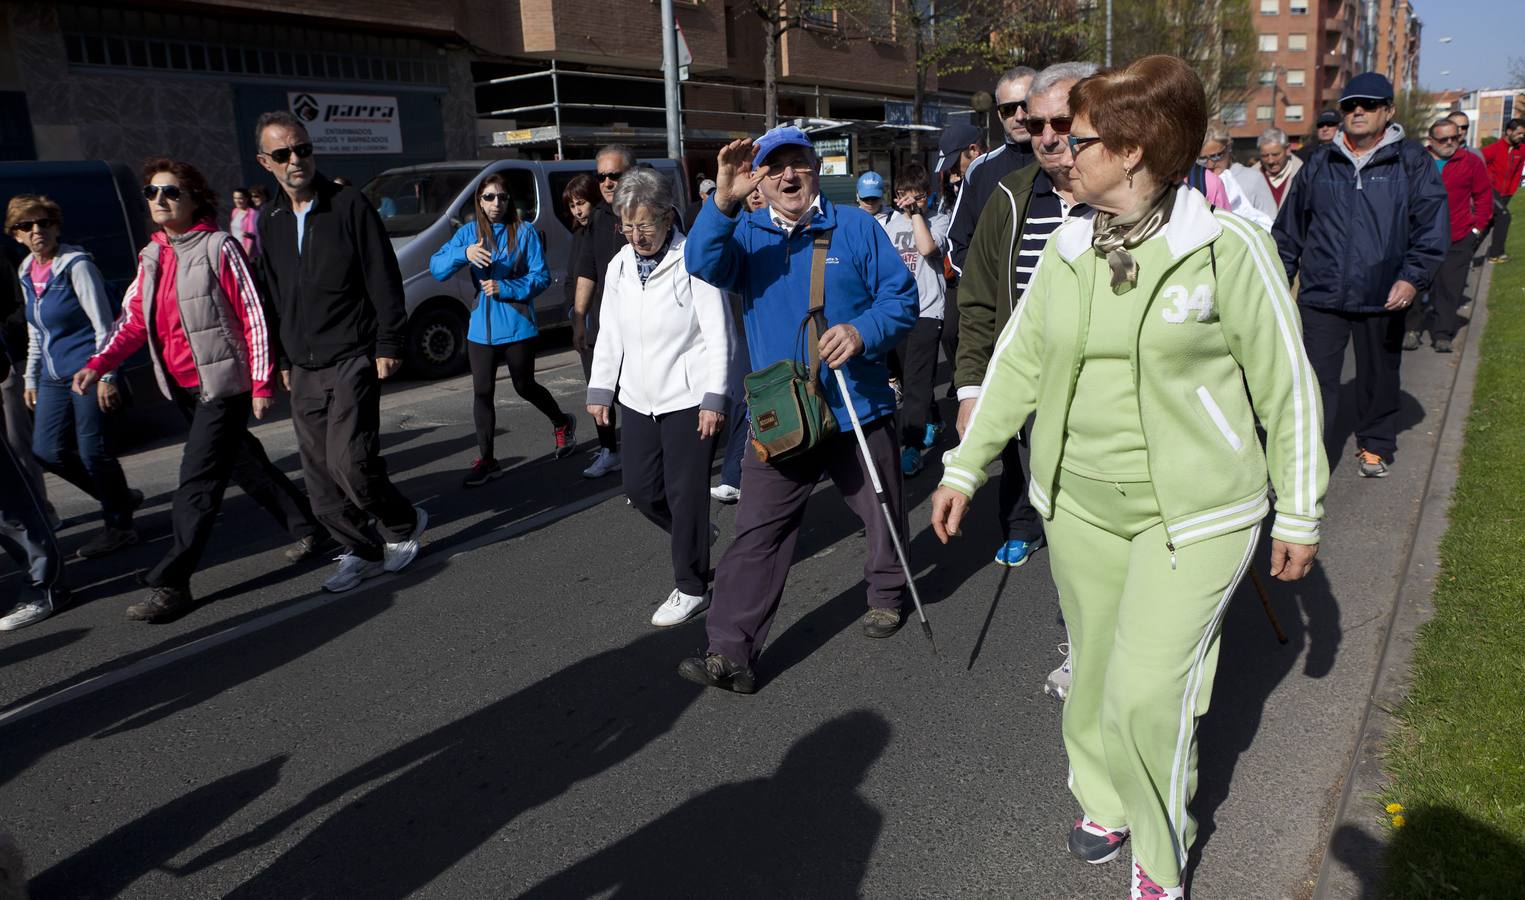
top-left (946, 65), bottom-right (1036, 273)
top-left (254, 110), bottom-right (426, 594)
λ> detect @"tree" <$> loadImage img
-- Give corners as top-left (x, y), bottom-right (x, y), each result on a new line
top-left (1091, 0), bottom-right (1260, 116)
top-left (1392, 88), bottom-right (1438, 139)
top-left (744, 0), bottom-right (857, 130)
top-left (986, 0), bottom-right (1093, 71)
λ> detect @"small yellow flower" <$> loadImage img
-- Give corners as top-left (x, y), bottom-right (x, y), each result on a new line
top-left (1392, 815), bottom-right (1406, 828)
top-left (1385, 802), bottom-right (1404, 814)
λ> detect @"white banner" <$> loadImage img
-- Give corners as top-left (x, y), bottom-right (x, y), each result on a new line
top-left (288, 92), bottom-right (402, 156)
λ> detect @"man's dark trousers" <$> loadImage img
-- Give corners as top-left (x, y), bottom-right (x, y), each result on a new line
top-left (0, 436), bottom-right (61, 593)
top-left (146, 389), bottom-right (323, 590)
top-left (1300, 304), bottom-right (1406, 460)
top-left (619, 403), bottom-right (717, 597)
top-left (1489, 193), bottom-right (1513, 258)
top-left (706, 417), bottom-right (905, 666)
top-left (289, 356), bottom-right (417, 561)
top-left (893, 316), bottom-right (943, 449)
top-left (1407, 234), bottom-right (1478, 342)
top-left (997, 435), bottom-right (1043, 544)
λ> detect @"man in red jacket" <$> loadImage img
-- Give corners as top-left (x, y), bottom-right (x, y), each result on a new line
top-left (1482, 117), bottom-right (1525, 263)
top-left (1406, 118), bottom-right (1494, 353)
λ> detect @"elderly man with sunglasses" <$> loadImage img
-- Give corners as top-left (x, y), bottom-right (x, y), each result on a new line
top-left (1274, 73), bottom-right (1448, 480)
top-left (946, 66), bottom-right (1037, 273)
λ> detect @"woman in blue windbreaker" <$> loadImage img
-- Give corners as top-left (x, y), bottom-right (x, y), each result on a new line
top-left (431, 174), bottom-right (575, 487)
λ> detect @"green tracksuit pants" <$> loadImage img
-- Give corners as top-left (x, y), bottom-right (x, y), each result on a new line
top-left (1047, 469), bottom-right (1260, 888)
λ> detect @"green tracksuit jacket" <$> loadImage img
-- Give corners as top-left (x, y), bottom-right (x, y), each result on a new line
top-left (941, 186), bottom-right (1328, 555)
top-left (953, 163), bottom-right (1040, 394)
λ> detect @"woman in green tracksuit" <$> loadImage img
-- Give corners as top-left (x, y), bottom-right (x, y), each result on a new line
top-left (930, 56), bottom-right (1327, 899)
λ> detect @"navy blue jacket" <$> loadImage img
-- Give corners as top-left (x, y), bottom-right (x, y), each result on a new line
top-left (1273, 127), bottom-right (1449, 313)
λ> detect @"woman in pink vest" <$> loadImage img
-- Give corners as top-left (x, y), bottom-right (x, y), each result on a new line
top-left (73, 158), bottom-right (326, 623)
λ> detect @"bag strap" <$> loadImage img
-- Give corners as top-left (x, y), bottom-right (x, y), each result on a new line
top-left (806, 233), bottom-right (831, 381)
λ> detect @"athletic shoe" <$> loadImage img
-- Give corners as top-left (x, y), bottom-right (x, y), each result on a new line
top-left (1131, 859), bottom-right (1183, 899)
top-left (709, 521), bottom-right (720, 546)
top-left (383, 506), bottom-right (429, 573)
top-left (322, 553), bottom-right (386, 593)
top-left (994, 536), bottom-right (1044, 568)
top-left (923, 421), bottom-right (945, 449)
top-left (554, 416), bottom-right (579, 458)
top-left (1457, 301), bottom-right (1474, 319)
top-left (127, 488), bottom-right (145, 511)
top-left (1357, 449), bottom-right (1389, 478)
top-left (1434, 338), bottom-right (1453, 353)
top-left (1045, 643), bottom-right (1073, 702)
top-left (652, 588), bottom-right (711, 626)
top-left (901, 446), bottom-right (924, 477)
top-left (1401, 330), bottom-right (1421, 351)
top-left (582, 447), bottom-right (620, 478)
top-left (861, 607), bottom-right (903, 639)
top-left (125, 586), bottom-right (196, 623)
top-left (677, 652), bottom-right (756, 694)
top-left (0, 587), bottom-right (69, 632)
top-left (284, 531), bottom-right (333, 563)
top-left (77, 526), bottom-right (138, 559)
top-left (1068, 817), bottom-right (1130, 864)
top-left (710, 483), bottom-right (741, 504)
top-left (1488, 254), bottom-right (1510, 264)
top-left (463, 457), bottom-right (503, 487)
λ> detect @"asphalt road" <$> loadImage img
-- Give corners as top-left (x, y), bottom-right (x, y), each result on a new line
top-left (0, 282), bottom-right (1479, 899)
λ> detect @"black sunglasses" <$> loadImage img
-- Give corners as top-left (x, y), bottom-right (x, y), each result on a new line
top-left (1339, 98), bottom-right (1389, 114)
top-left (1432, 134), bottom-right (1461, 144)
top-left (996, 99), bottom-right (1028, 119)
top-left (263, 142), bottom-right (314, 164)
top-left (143, 184), bottom-right (183, 201)
top-left (1067, 134), bottom-right (1103, 155)
top-left (597, 170), bottom-right (624, 183)
top-left (1026, 115), bottom-right (1074, 135)
top-left (480, 191), bottom-right (509, 202)
top-left (10, 218), bottom-right (56, 233)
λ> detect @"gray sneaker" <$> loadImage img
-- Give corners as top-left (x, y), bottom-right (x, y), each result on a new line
top-left (1401, 330), bottom-right (1421, 351)
top-left (322, 553), bottom-right (386, 592)
top-left (383, 506), bottom-right (428, 573)
top-left (1357, 449), bottom-right (1390, 478)
top-left (0, 587), bottom-right (68, 632)
top-left (77, 526), bottom-right (138, 559)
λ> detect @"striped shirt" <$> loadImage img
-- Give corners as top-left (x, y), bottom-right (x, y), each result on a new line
top-left (1014, 170), bottom-right (1088, 300)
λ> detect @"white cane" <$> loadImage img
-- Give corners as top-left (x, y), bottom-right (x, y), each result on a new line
top-left (831, 366), bottom-right (937, 654)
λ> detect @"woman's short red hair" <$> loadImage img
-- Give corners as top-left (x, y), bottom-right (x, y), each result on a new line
top-left (1070, 55), bottom-right (1208, 185)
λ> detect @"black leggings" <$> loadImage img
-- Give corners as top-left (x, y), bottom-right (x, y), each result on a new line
top-left (469, 340), bottom-right (567, 461)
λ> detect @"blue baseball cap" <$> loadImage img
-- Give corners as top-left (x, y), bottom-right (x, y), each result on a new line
top-left (856, 171), bottom-right (885, 199)
top-left (752, 125), bottom-right (816, 168)
top-left (1340, 72), bottom-right (1394, 103)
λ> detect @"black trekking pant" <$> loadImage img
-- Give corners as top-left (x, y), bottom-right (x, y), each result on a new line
top-left (1406, 233), bottom-right (1477, 342)
top-left (619, 403), bottom-right (717, 596)
top-left (893, 316), bottom-right (943, 449)
top-left (1300, 305), bottom-right (1405, 460)
top-left (469, 339), bottom-right (567, 461)
top-left (1489, 193), bottom-right (1513, 258)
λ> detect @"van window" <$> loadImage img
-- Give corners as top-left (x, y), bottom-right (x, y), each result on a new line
top-left (454, 169), bottom-right (538, 229)
top-left (365, 169), bottom-right (476, 238)
top-left (548, 166), bottom-right (598, 231)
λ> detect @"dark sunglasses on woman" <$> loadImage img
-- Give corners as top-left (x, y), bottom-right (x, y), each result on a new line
top-left (143, 184), bottom-right (183, 201)
top-left (480, 192), bottom-right (509, 202)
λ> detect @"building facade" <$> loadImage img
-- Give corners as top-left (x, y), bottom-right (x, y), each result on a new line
top-left (1370, 0), bottom-right (1419, 93)
top-left (1236, 0), bottom-right (1368, 145)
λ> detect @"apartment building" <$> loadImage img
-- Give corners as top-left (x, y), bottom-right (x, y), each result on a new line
top-left (1475, 88), bottom-right (1525, 143)
top-left (1234, 0), bottom-right (1367, 146)
top-left (1370, 0), bottom-right (1420, 92)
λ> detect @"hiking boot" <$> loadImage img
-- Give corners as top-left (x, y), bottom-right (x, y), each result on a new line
top-left (463, 457), bottom-right (503, 487)
top-left (651, 588), bottom-right (711, 627)
top-left (709, 483), bottom-right (741, 504)
top-left (322, 553), bottom-right (386, 593)
top-left (900, 446), bottom-right (924, 477)
top-left (1357, 449), bottom-right (1389, 478)
top-left (284, 531), bottom-right (332, 563)
top-left (125, 586), bottom-right (196, 623)
top-left (554, 415), bottom-right (578, 459)
top-left (1045, 644), bottom-right (1073, 702)
top-left (1401, 330), bottom-right (1421, 351)
top-left (1434, 338), bottom-right (1453, 353)
top-left (383, 506), bottom-right (428, 573)
top-left (1488, 254), bottom-right (1510, 264)
top-left (0, 587), bottom-right (69, 632)
top-left (862, 607), bottom-right (904, 639)
top-left (582, 447), bottom-right (620, 478)
top-left (677, 652), bottom-right (756, 694)
top-left (127, 488), bottom-right (145, 511)
top-left (1131, 859), bottom-right (1183, 899)
top-left (77, 526), bottom-right (138, 559)
top-left (994, 535), bottom-right (1044, 568)
top-left (1068, 817), bottom-right (1130, 864)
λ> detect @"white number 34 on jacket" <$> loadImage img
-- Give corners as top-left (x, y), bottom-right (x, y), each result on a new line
top-left (1160, 284), bottom-right (1217, 324)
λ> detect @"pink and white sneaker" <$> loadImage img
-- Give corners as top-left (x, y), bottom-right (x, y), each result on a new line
top-left (1067, 817), bottom-right (1129, 864)
top-left (1131, 859), bottom-right (1184, 899)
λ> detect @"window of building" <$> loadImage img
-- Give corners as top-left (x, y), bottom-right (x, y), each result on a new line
top-left (1288, 33), bottom-right (1307, 51)
top-left (1286, 105), bottom-right (1305, 121)
top-left (1260, 69), bottom-right (1276, 84)
top-left (1259, 34), bottom-right (1279, 52)
top-left (1287, 69), bottom-right (1306, 85)
top-left (1289, 0), bottom-right (1309, 14)
top-left (1260, 0), bottom-right (1279, 14)
top-left (1222, 102), bottom-right (1249, 126)
top-left (1257, 105), bottom-right (1274, 121)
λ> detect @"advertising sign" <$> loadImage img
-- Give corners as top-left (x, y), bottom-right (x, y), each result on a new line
top-left (288, 92), bottom-right (402, 155)
top-left (816, 137), bottom-right (850, 176)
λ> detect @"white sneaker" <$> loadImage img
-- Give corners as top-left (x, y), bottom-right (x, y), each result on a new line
top-left (710, 484), bottom-right (741, 504)
top-left (651, 587), bottom-right (711, 627)
top-left (383, 506), bottom-right (429, 573)
top-left (322, 553), bottom-right (386, 593)
top-left (583, 448), bottom-right (621, 478)
top-left (1045, 643), bottom-right (1073, 702)
top-left (0, 596), bottom-right (54, 631)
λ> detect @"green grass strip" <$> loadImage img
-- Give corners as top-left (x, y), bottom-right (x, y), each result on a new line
top-left (1380, 219), bottom-right (1525, 897)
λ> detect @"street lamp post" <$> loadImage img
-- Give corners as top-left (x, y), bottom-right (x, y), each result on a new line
top-left (659, 0), bottom-right (682, 161)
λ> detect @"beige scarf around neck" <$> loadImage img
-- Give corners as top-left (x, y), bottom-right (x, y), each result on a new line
top-left (1091, 186), bottom-right (1175, 294)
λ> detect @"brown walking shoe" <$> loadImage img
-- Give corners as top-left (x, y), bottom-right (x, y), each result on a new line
top-left (861, 607), bottom-right (904, 639)
top-left (125, 586), bottom-right (197, 624)
top-left (677, 652), bottom-right (756, 694)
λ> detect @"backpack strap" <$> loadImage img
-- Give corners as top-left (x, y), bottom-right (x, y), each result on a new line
top-left (806, 233), bottom-right (831, 382)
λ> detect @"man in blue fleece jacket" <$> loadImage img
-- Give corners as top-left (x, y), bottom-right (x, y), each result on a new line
top-left (678, 126), bottom-right (918, 693)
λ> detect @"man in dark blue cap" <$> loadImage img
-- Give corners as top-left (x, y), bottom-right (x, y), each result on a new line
top-left (1274, 72), bottom-right (1448, 479)
top-left (678, 125), bottom-right (919, 693)
top-left (1297, 108), bottom-right (1341, 162)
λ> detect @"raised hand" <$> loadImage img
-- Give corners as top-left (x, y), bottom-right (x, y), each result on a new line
top-left (713, 139), bottom-right (769, 215)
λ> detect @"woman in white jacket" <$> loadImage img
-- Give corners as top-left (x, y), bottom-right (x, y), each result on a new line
top-left (586, 168), bottom-right (734, 627)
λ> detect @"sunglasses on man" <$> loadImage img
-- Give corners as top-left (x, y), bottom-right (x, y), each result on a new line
top-left (597, 170), bottom-right (624, 184)
top-left (1339, 98), bottom-right (1389, 114)
top-left (262, 142), bottom-right (315, 164)
top-left (143, 184), bottom-right (183, 201)
top-left (996, 99), bottom-right (1028, 120)
top-left (9, 218), bottom-right (56, 233)
top-left (1026, 115), bottom-right (1074, 135)
top-left (1431, 134), bottom-right (1461, 145)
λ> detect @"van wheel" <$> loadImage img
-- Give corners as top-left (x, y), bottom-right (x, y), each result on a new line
top-left (406, 304), bottom-right (468, 379)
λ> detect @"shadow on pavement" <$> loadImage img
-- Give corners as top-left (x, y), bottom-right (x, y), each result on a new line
top-left (1326, 807), bottom-right (1525, 899)
top-left (514, 710), bottom-right (890, 899)
top-left (0, 628), bottom-right (89, 669)
top-left (1325, 385), bottom-right (1425, 476)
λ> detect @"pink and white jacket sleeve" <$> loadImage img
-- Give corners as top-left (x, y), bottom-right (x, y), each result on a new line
top-left (218, 238), bottom-right (273, 397)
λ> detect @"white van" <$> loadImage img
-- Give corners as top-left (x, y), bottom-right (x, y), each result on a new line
top-left (364, 158), bottom-right (691, 379)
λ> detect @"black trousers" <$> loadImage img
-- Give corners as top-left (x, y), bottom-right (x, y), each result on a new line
top-left (892, 316), bottom-right (943, 448)
top-left (1300, 304), bottom-right (1406, 460)
top-left (469, 339), bottom-right (567, 461)
top-left (0, 433), bottom-right (61, 593)
top-left (146, 390), bottom-right (323, 590)
top-left (1406, 234), bottom-right (1477, 342)
top-left (289, 356), bottom-right (418, 561)
top-left (1489, 193), bottom-right (1513, 258)
top-left (619, 403), bottom-right (717, 596)
top-left (578, 347), bottom-right (618, 452)
top-left (997, 434), bottom-right (1043, 543)
top-left (941, 286), bottom-right (960, 399)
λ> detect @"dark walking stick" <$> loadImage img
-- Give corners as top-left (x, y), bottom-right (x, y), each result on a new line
top-left (1248, 568), bottom-right (1289, 644)
top-left (832, 367), bottom-right (937, 654)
